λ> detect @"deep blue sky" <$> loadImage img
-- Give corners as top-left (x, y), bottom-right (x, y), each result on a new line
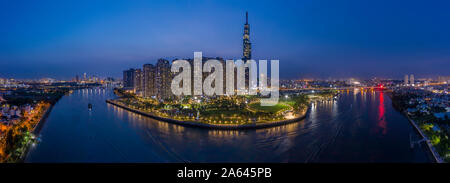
top-left (1, 0), bottom-right (449, 80)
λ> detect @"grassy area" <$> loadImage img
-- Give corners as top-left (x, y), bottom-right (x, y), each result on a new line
top-left (279, 98), bottom-right (296, 106)
top-left (249, 102), bottom-right (290, 113)
top-left (419, 122), bottom-right (450, 162)
top-left (202, 109), bottom-right (247, 116)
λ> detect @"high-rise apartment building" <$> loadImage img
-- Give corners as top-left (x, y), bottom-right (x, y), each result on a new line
top-left (123, 68), bottom-right (136, 88)
top-left (134, 69), bottom-right (143, 95)
top-left (184, 56), bottom-right (227, 96)
top-left (156, 59), bottom-right (172, 99)
top-left (143, 64), bottom-right (156, 98)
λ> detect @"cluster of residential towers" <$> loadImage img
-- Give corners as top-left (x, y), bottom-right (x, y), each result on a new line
top-left (123, 12), bottom-right (252, 100)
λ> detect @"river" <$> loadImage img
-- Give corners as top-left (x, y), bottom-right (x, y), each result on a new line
top-left (25, 88), bottom-right (430, 162)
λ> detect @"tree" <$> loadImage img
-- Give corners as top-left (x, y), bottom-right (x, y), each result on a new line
top-left (293, 94), bottom-right (308, 111)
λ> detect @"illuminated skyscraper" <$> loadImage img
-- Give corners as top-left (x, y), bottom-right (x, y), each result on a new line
top-left (243, 11), bottom-right (251, 61)
top-left (243, 11), bottom-right (251, 91)
top-left (410, 74), bottom-right (414, 86)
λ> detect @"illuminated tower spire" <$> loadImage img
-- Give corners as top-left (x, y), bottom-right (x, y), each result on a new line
top-left (242, 11), bottom-right (252, 92)
top-left (243, 11), bottom-right (251, 61)
top-left (246, 11), bottom-right (248, 24)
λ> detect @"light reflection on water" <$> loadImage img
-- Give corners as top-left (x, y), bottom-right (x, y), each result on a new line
top-left (25, 89), bottom-right (431, 163)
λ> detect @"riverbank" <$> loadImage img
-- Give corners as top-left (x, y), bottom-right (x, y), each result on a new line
top-left (106, 99), bottom-right (307, 130)
top-left (32, 104), bottom-right (54, 135)
top-left (0, 103), bottom-right (54, 163)
top-left (387, 91), bottom-right (446, 163)
top-left (17, 104), bottom-right (55, 163)
top-left (404, 112), bottom-right (445, 163)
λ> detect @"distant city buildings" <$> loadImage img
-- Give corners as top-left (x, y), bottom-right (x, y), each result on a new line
top-left (0, 75), bottom-right (117, 89)
top-left (347, 78), bottom-right (361, 86)
top-left (404, 74), bottom-right (415, 86)
top-left (0, 78), bottom-right (8, 85)
top-left (70, 73), bottom-right (114, 86)
top-left (404, 75), bottom-right (409, 85)
top-left (438, 76), bottom-right (450, 84)
top-left (40, 78), bottom-right (56, 84)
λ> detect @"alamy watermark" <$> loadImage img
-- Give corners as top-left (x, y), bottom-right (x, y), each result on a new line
top-left (171, 52), bottom-right (279, 106)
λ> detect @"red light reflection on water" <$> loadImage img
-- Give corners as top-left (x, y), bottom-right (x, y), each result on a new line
top-left (377, 91), bottom-right (387, 135)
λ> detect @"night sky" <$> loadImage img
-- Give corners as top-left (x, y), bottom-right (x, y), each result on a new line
top-left (1, 0), bottom-right (449, 80)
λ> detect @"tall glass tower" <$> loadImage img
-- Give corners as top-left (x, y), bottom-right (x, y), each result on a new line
top-left (243, 11), bottom-right (251, 61)
top-left (242, 12), bottom-right (252, 92)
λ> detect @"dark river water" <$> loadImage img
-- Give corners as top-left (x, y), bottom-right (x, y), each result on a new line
top-left (25, 88), bottom-right (430, 162)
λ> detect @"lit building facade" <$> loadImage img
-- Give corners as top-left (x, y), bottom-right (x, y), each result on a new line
top-left (123, 68), bottom-right (136, 88)
top-left (134, 69), bottom-right (143, 95)
top-left (243, 11), bottom-right (251, 91)
top-left (143, 64), bottom-right (156, 98)
top-left (243, 11), bottom-right (251, 61)
top-left (156, 59), bottom-right (172, 99)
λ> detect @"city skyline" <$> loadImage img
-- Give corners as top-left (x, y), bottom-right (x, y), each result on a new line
top-left (1, 0), bottom-right (450, 80)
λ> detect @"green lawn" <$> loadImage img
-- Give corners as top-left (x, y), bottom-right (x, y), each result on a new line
top-left (249, 102), bottom-right (290, 113)
top-left (202, 109), bottom-right (246, 116)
